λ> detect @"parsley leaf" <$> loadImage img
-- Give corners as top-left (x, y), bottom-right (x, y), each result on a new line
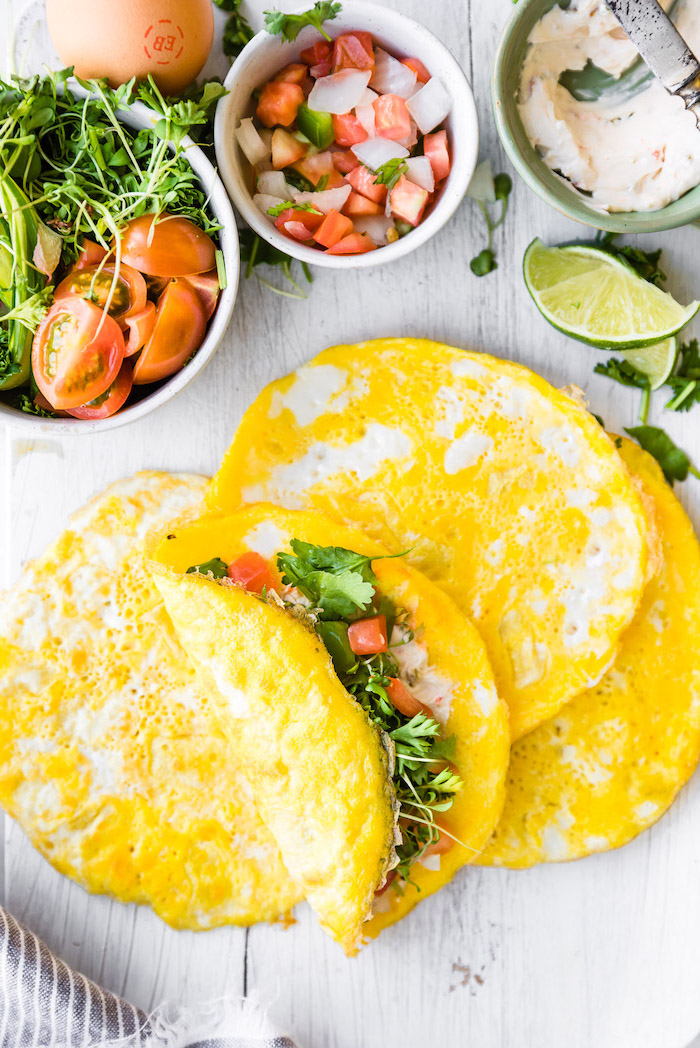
top-left (594, 357), bottom-right (648, 389)
top-left (186, 557), bottom-right (229, 579)
top-left (266, 200), bottom-right (322, 217)
top-left (372, 158), bottom-right (408, 189)
top-left (625, 425), bottom-right (700, 485)
top-left (277, 539), bottom-right (379, 618)
top-left (264, 1), bottom-right (342, 42)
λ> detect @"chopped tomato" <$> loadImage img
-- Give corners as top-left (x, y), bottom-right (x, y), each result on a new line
top-left (32, 296), bottom-right (125, 410)
top-left (343, 191), bottom-right (383, 217)
top-left (292, 149), bottom-right (335, 185)
top-left (332, 149), bottom-right (360, 174)
top-left (385, 678), bottom-right (429, 719)
top-left (346, 165), bottom-right (387, 204)
top-left (65, 361), bottom-right (133, 419)
top-left (123, 302), bottom-right (156, 356)
top-left (274, 63), bottom-right (308, 85)
top-left (34, 391), bottom-right (69, 417)
top-left (74, 238), bottom-right (109, 270)
top-left (423, 828), bottom-right (454, 857)
top-left (401, 57), bottom-right (431, 84)
top-left (424, 130), bottom-right (451, 182)
top-left (374, 869), bottom-right (397, 896)
top-left (132, 278), bottom-right (206, 385)
top-left (300, 40), bottom-right (331, 66)
top-left (332, 113), bottom-right (368, 147)
top-left (313, 209), bottom-right (354, 248)
top-left (389, 174), bottom-right (429, 226)
top-left (310, 61), bottom-right (332, 78)
top-left (348, 614), bottom-right (388, 654)
top-left (271, 127), bottom-right (307, 169)
top-left (326, 232), bottom-right (376, 255)
top-left (118, 214), bottom-right (216, 278)
top-left (256, 81), bottom-right (304, 128)
top-left (182, 269), bottom-right (220, 320)
top-left (373, 94), bottom-right (412, 141)
top-left (332, 32), bottom-right (374, 72)
top-left (227, 552), bottom-right (278, 595)
top-left (274, 207), bottom-right (324, 242)
top-left (54, 263), bottom-right (147, 326)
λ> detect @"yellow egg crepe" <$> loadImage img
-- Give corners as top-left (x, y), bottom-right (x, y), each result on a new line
top-left (150, 505), bottom-right (509, 949)
top-left (480, 439), bottom-right (700, 867)
top-left (206, 338), bottom-right (651, 739)
top-left (0, 474), bottom-right (301, 928)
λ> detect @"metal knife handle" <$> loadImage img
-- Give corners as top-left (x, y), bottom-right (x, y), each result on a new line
top-left (606, 0), bottom-right (700, 98)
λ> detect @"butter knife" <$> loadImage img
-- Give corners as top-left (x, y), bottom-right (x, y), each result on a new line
top-left (606, 0), bottom-right (700, 109)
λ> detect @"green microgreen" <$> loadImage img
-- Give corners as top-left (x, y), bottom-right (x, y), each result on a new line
top-left (467, 163), bottom-right (512, 277)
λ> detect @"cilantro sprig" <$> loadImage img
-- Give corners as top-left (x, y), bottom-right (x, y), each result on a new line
top-left (277, 539), bottom-right (382, 619)
top-left (266, 200), bottom-right (323, 218)
top-left (625, 426), bottom-right (700, 485)
top-left (372, 158), bottom-right (408, 191)
top-left (213, 0), bottom-right (255, 58)
top-left (264, 2), bottom-right (342, 42)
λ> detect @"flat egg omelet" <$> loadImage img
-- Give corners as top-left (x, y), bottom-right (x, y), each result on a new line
top-left (206, 338), bottom-right (652, 739)
top-left (150, 505), bottom-right (509, 951)
top-left (480, 439), bottom-right (700, 866)
top-left (0, 474), bottom-right (301, 928)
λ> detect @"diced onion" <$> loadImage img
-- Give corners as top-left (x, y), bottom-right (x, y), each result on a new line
top-left (236, 117), bottom-right (270, 166)
top-left (467, 159), bottom-right (495, 203)
top-left (406, 77), bottom-right (452, 134)
top-left (307, 69), bottom-right (372, 114)
top-left (352, 215), bottom-right (394, 244)
top-left (355, 102), bottom-right (376, 137)
top-left (256, 170), bottom-right (293, 197)
top-left (370, 47), bottom-right (417, 99)
top-left (404, 155), bottom-right (434, 193)
top-left (293, 184), bottom-right (352, 214)
top-left (254, 193), bottom-right (285, 216)
top-left (358, 87), bottom-right (379, 105)
top-left (351, 137), bottom-right (409, 170)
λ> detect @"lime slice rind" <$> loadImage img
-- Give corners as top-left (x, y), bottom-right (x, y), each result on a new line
top-left (523, 238), bottom-right (699, 349)
top-left (620, 338), bottom-right (678, 391)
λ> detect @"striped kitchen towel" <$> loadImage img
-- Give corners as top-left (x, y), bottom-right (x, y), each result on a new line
top-left (0, 907), bottom-right (297, 1047)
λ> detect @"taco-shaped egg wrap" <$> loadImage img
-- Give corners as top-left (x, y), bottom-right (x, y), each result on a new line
top-left (150, 505), bottom-right (509, 950)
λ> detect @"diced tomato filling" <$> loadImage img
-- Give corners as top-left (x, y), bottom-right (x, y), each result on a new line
top-left (227, 552), bottom-right (279, 595)
top-left (274, 207), bottom-right (324, 241)
top-left (385, 678), bottom-right (426, 719)
top-left (332, 32), bottom-right (375, 72)
top-left (310, 61), bottom-right (332, 78)
top-left (346, 164), bottom-right (387, 203)
top-left (332, 149), bottom-right (360, 174)
top-left (292, 149), bottom-right (335, 185)
top-left (401, 57), bottom-right (431, 83)
top-left (300, 40), bottom-right (331, 66)
top-left (373, 94), bottom-right (411, 141)
top-left (313, 209), bottom-right (354, 248)
top-left (326, 233), bottom-right (376, 255)
top-left (256, 81), bottom-right (304, 128)
top-left (332, 112), bottom-right (368, 147)
top-left (343, 192), bottom-right (382, 217)
top-left (347, 614), bottom-right (388, 654)
top-left (274, 63), bottom-right (308, 85)
top-left (389, 174), bottom-right (429, 226)
top-left (271, 127), bottom-right (307, 169)
top-left (423, 828), bottom-right (454, 857)
top-left (424, 130), bottom-right (451, 182)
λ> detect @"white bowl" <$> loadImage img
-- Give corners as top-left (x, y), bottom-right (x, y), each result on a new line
top-left (0, 97), bottom-right (239, 435)
top-left (215, 1), bottom-right (479, 270)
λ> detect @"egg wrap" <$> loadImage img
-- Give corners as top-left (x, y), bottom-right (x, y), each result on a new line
top-left (480, 439), bottom-right (700, 866)
top-left (206, 338), bottom-right (651, 739)
top-left (150, 504), bottom-right (509, 947)
top-left (0, 473), bottom-right (300, 928)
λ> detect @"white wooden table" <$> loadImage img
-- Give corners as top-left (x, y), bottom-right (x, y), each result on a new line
top-left (4, 2), bottom-right (700, 1046)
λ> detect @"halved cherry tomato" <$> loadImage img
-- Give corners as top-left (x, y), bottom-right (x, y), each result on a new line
top-left (343, 192), bottom-right (383, 217)
top-left (401, 57), bottom-right (431, 84)
top-left (423, 828), bottom-right (454, 857)
top-left (332, 32), bottom-right (374, 72)
top-left (313, 209), bottom-right (354, 248)
top-left (227, 552), bottom-right (279, 595)
top-left (274, 207), bottom-right (324, 242)
top-left (54, 263), bottom-right (147, 326)
top-left (123, 302), bottom-right (157, 356)
top-left (385, 678), bottom-right (430, 719)
top-left (274, 62), bottom-right (308, 85)
top-left (118, 214), bottom-right (217, 278)
top-left (65, 361), bottom-right (133, 419)
top-left (34, 392), bottom-right (69, 418)
top-left (332, 113), bottom-right (367, 147)
top-left (332, 149), bottom-right (360, 174)
top-left (182, 269), bottom-right (220, 320)
top-left (348, 614), bottom-right (388, 654)
top-left (424, 130), bottom-right (451, 182)
top-left (74, 238), bottom-right (109, 270)
top-left (346, 165), bottom-right (387, 203)
top-left (389, 175), bottom-right (429, 226)
top-left (256, 81), bottom-right (304, 128)
top-left (326, 232), bottom-right (376, 255)
top-left (300, 40), bottom-right (331, 66)
top-left (373, 94), bottom-right (412, 141)
top-left (32, 296), bottom-right (124, 410)
top-left (132, 279), bottom-right (206, 385)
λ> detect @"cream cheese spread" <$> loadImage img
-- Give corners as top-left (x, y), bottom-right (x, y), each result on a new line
top-left (519, 0), bottom-right (700, 211)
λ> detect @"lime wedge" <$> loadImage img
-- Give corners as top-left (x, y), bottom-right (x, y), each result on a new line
top-left (523, 238), bottom-right (699, 349)
top-left (620, 337), bottom-right (678, 391)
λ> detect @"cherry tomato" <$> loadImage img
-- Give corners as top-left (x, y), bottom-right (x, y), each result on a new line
top-left (54, 263), bottom-right (146, 326)
top-left (385, 678), bottom-right (429, 719)
top-left (32, 296), bottom-right (124, 410)
top-left (227, 552), bottom-right (279, 595)
top-left (123, 302), bottom-right (157, 356)
top-left (74, 238), bottom-right (109, 270)
top-left (65, 361), bottom-right (133, 419)
top-left (348, 614), bottom-right (388, 655)
top-left (132, 278), bottom-right (206, 385)
top-left (182, 269), bottom-right (220, 320)
top-left (118, 214), bottom-right (217, 278)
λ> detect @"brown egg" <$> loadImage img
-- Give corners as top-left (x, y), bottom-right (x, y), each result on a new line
top-left (47, 0), bottom-right (214, 96)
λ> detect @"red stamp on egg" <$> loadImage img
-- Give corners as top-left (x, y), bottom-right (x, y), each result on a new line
top-left (144, 20), bottom-right (185, 66)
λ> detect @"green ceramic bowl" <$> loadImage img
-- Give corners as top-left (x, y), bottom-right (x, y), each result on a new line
top-left (492, 0), bottom-right (700, 232)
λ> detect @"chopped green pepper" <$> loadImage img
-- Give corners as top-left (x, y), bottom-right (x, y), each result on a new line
top-left (316, 620), bottom-right (357, 675)
top-left (296, 104), bottom-right (335, 149)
